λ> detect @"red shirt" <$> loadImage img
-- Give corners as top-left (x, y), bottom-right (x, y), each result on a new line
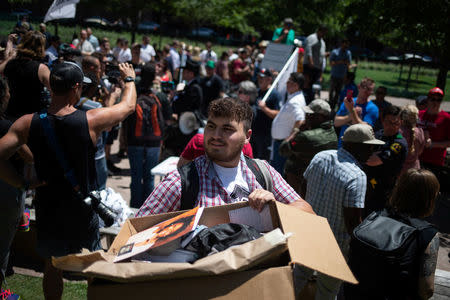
top-left (230, 59), bottom-right (248, 84)
top-left (181, 133), bottom-right (253, 160)
top-left (418, 110), bottom-right (450, 166)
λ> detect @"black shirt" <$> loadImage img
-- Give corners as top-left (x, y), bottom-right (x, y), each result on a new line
top-left (28, 110), bottom-right (98, 241)
top-left (172, 77), bottom-right (203, 115)
top-left (200, 74), bottom-right (224, 116)
top-left (251, 88), bottom-right (281, 137)
top-left (4, 58), bottom-right (46, 120)
top-left (364, 130), bottom-right (408, 215)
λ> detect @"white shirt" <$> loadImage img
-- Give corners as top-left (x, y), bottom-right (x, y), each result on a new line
top-left (304, 33), bottom-right (326, 69)
top-left (140, 44), bottom-right (156, 63)
top-left (271, 91), bottom-right (306, 140)
top-left (199, 49), bottom-right (218, 64)
top-left (170, 48), bottom-right (180, 70)
top-left (72, 39), bottom-right (94, 55)
top-left (229, 53), bottom-right (238, 61)
top-left (117, 48), bottom-right (132, 63)
top-left (213, 161), bottom-right (249, 201)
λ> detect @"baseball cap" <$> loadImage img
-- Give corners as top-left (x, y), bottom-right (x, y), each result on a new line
top-left (258, 68), bottom-right (272, 78)
top-left (342, 124), bottom-right (385, 145)
top-left (205, 60), bottom-right (215, 69)
top-left (428, 87), bottom-right (444, 97)
top-left (416, 95), bottom-right (427, 106)
top-left (302, 99), bottom-right (331, 115)
top-left (50, 61), bottom-right (91, 93)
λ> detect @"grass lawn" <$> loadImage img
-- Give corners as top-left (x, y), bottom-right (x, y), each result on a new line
top-left (5, 273), bottom-right (87, 300)
top-left (322, 61), bottom-right (450, 102)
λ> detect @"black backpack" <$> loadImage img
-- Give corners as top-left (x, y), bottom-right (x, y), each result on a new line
top-left (345, 209), bottom-right (438, 300)
top-left (133, 94), bottom-right (165, 142)
top-left (178, 156), bottom-right (273, 210)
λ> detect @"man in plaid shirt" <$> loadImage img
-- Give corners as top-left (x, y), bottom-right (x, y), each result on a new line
top-left (137, 98), bottom-right (314, 216)
top-left (298, 123), bottom-right (384, 299)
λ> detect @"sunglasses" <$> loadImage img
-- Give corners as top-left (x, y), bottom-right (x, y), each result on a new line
top-left (429, 96), bottom-right (443, 102)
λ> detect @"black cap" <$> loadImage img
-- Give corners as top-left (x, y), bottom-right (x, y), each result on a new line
top-left (184, 58), bottom-right (200, 75)
top-left (416, 95), bottom-right (428, 106)
top-left (50, 61), bottom-right (92, 93)
top-left (258, 68), bottom-right (272, 78)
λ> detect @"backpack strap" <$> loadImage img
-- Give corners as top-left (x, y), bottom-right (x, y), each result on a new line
top-left (408, 217), bottom-right (438, 253)
top-left (178, 161), bottom-right (199, 210)
top-left (244, 156), bottom-right (273, 193)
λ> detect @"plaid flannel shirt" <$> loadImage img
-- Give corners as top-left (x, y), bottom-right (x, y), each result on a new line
top-left (137, 154), bottom-right (298, 216)
top-left (303, 148), bottom-right (366, 254)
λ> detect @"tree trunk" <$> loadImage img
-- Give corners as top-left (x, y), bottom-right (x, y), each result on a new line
top-left (436, 65), bottom-right (448, 91)
top-left (406, 63), bottom-right (413, 91)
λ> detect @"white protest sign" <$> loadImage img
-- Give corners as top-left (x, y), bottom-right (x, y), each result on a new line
top-left (44, 0), bottom-right (80, 23)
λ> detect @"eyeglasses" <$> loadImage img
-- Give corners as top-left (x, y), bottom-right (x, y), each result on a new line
top-left (238, 90), bottom-right (248, 95)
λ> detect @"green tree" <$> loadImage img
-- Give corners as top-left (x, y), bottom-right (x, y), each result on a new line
top-left (344, 0), bottom-right (449, 90)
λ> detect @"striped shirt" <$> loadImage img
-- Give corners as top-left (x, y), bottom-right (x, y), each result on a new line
top-left (303, 148), bottom-right (366, 254)
top-left (137, 153), bottom-right (298, 216)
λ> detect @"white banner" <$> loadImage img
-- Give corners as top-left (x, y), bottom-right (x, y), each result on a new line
top-left (274, 49), bottom-right (298, 104)
top-left (44, 0), bottom-right (80, 23)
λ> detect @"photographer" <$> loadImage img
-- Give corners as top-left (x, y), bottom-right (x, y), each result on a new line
top-left (0, 61), bottom-right (136, 300)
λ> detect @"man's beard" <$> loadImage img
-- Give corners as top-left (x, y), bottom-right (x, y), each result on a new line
top-left (204, 138), bottom-right (245, 164)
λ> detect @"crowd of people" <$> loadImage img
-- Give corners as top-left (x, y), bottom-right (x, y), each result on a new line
top-left (0, 18), bottom-right (449, 300)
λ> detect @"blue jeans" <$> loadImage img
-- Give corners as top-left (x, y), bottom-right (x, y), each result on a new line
top-left (270, 139), bottom-right (287, 175)
top-left (128, 146), bottom-right (160, 208)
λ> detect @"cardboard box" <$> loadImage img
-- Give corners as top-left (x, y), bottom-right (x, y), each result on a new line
top-left (54, 201), bottom-right (357, 299)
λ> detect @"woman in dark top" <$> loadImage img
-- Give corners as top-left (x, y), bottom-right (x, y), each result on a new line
top-left (0, 30), bottom-right (50, 120)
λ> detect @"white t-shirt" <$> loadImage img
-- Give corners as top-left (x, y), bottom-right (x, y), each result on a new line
top-left (140, 44), bottom-right (156, 63)
top-left (271, 91), bottom-right (306, 140)
top-left (200, 49), bottom-right (218, 64)
top-left (213, 161), bottom-right (250, 202)
top-left (117, 48), bottom-right (132, 63)
top-left (170, 48), bottom-right (180, 70)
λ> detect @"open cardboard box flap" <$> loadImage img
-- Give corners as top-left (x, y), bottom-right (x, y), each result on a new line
top-left (53, 201), bottom-right (357, 284)
top-left (275, 202), bottom-right (357, 284)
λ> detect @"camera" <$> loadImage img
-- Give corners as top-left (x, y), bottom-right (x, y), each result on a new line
top-left (77, 190), bottom-right (117, 227)
top-left (105, 63), bottom-right (121, 84)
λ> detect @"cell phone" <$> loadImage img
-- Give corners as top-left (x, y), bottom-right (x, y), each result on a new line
top-left (346, 90), bottom-right (353, 100)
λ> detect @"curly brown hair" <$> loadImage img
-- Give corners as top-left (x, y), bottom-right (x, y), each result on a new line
top-left (16, 30), bottom-right (46, 60)
top-left (208, 97), bottom-right (253, 131)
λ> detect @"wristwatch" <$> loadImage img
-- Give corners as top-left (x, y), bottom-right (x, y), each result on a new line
top-left (124, 76), bottom-right (135, 83)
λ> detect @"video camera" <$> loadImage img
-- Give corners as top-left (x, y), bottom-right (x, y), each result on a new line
top-left (76, 190), bottom-right (117, 227)
top-left (105, 63), bottom-right (121, 85)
